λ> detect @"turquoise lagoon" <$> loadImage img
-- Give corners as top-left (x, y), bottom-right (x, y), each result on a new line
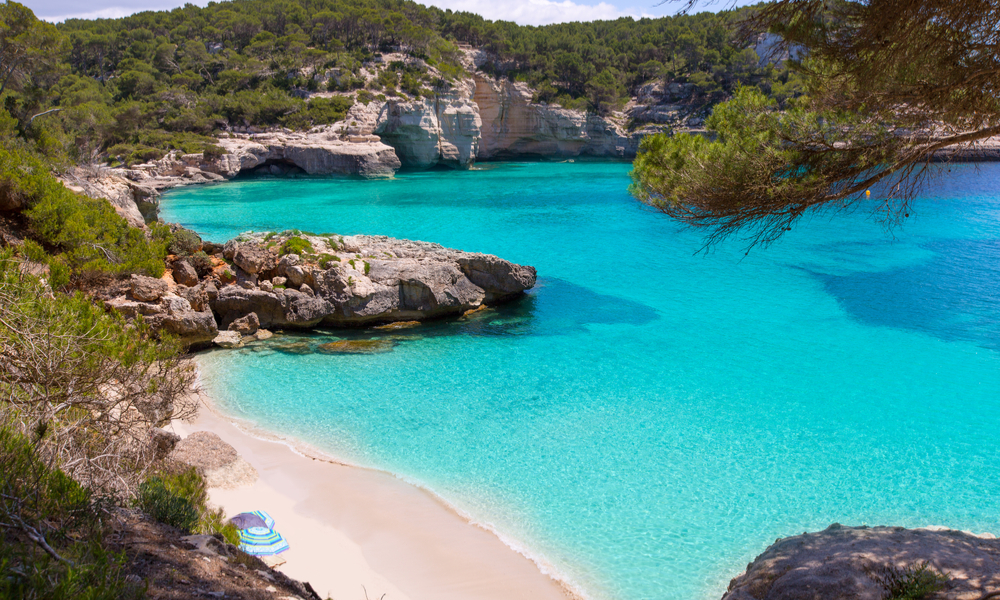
top-left (162, 162), bottom-right (1000, 600)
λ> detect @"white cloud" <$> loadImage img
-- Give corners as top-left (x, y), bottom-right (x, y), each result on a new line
top-left (30, 0), bottom-right (658, 26)
top-left (31, 1), bottom-right (211, 23)
top-left (40, 7), bottom-right (134, 22)
top-left (417, 0), bottom-right (655, 26)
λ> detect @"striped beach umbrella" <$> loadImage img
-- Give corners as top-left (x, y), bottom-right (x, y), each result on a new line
top-left (238, 526), bottom-right (290, 556)
top-left (231, 510), bottom-right (276, 530)
top-left (249, 510), bottom-right (276, 529)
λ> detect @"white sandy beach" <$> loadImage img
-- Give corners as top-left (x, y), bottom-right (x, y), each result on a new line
top-left (170, 386), bottom-right (578, 600)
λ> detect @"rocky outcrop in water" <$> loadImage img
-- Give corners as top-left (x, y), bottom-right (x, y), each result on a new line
top-left (211, 232), bottom-right (536, 330)
top-left (103, 232), bottom-right (535, 348)
top-left (723, 524), bottom-right (1000, 600)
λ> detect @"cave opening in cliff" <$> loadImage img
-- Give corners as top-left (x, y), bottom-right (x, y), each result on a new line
top-left (241, 159), bottom-right (307, 178)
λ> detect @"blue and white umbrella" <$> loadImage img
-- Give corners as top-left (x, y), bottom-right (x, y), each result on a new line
top-left (231, 510), bottom-right (276, 530)
top-left (238, 526), bottom-right (290, 556)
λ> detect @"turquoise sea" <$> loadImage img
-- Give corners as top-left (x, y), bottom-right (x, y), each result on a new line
top-left (162, 162), bottom-right (1000, 600)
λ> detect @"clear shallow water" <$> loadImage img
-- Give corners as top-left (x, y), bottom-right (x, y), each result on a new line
top-left (163, 162), bottom-right (1000, 600)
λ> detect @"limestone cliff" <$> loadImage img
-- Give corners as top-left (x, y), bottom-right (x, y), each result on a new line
top-left (471, 74), bottom-right (640, 159)
top-left (369, 73), bottom-right (644, 167)
top-left (212, 132), bottom-right (400, 177)
top-left (375, 78), bottom-right (481, 169)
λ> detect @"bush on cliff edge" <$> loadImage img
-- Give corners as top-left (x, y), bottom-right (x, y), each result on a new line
top-left (0, 141), bottom-right (169, 287)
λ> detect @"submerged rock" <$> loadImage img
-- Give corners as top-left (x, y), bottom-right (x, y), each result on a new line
top-left (373, 320), bottom-right (421, 330)
top-left (316, 339), bottom-right (396, 354)
top-left (271, 341), bottom-right (313, 355)
top-left (212, 330), bottom-right (243, 348)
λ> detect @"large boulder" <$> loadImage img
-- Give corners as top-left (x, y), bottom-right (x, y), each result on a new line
top-left (172, 258), bottom-right (199, 287)
top-left (228, 312), bottom-right (259, 335)
top-left (130, 274), bottom-right (168, 302)
top-left (212, 285), bottom-right (333, 330)
top-left (723, 524), bottom-right (1000, 600)
top-left (107, 287), bottom-right (219, 348)
top-left (233, 244), bottom-right (276, 275)
top-left (212, 330), bottom-right (243, 348)
top-left (167, 431), bottom-right (258, 489)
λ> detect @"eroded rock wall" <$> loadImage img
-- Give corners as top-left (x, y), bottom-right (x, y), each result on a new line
top-left (472, 74), bottom-right (640, 159)
top-left (375, 79), bottom-right (482, 169)
top-left (213, 132), bottom-right (400, 178)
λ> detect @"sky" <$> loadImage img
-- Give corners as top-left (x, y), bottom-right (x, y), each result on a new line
top-left (24, 0), bottom-right (738, 27)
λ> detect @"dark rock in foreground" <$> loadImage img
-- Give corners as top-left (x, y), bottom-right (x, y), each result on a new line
top-left (724, 523), bottom-right (1000, 600)
top-left (106, 232), bottom-right (536, 348)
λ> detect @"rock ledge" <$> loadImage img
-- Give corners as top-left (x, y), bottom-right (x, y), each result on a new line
top-left (724, 524), bottom-right (1000, 600)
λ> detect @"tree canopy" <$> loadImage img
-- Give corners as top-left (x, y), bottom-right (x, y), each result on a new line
top-left (630, 0), bottom-right (1000, 249)
top-left (0, 0), bottom-right (807, 167)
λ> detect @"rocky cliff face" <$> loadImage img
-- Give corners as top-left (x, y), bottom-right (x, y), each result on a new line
top-left (103, 232), bottom-right (536, 348)
top-left (375, 78), bottom-right (482, 169)
top-left (369, 73), bottom-right (643, 167)
top-left (213, 132), bottom-right (400, 178)
top-left (62, 64), bottom-right (659, 217)
top-left (472, 74), bottom-right (640, 159)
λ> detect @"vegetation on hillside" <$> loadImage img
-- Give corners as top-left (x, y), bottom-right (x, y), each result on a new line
top-left (0, 251), bottom-right (203, 597)
top-left (0, 0), bottom-right (801, 169)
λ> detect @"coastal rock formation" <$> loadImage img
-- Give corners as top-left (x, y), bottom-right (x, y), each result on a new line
top-left (168, 431), bottom-right (259, 489)
top-left (104, 275), bottom-right (219, 347)
top-left (212, 132), bottom-right (400, 178)
top-left (472, 74), bottom-right (641, 159)
top-left (723, 524), bottom-right (1000, 600)
top-left (102, 232), bottom-right (535, 348)
top-left (60, 168), bottom-right (155, 228)
top-left (210, 232), bottom-right (536, 330)
top-left (376, 78), bottom-right (482, 168)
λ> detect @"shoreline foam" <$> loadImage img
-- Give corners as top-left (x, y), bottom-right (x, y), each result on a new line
top-left (173, 358), bottom-right (587, 600)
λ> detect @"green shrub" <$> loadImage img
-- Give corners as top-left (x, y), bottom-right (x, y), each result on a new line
top-left (348, 258), bottom-right (356, 268)
top-left (136, 468), bottom-right (243, 543)
top-left (280, 236), bottom-right (313, 256)
top-left (136, 474), bottom-right (200, 532)
top-left (201, 507), bottom-right (242, 546)
top-left (169, 228), bottom-right (202, 256)
top-left (871, 562), bottom-right (949, 600)
top-left (318, 254), bottom-right (340, 269)
top-left (356, 90), bottom-right (376, 105)
top-left (202, 144), bottom-right (226, 160)
top-left (0, 424), bottom-right (136, 600)
top-left (305, 96), bottom-right (353, 125)
top-left (0, 144), bottom-right (168, 280)
top-left (190, 251), bottom-right (214, 276)
top-left (364, 260), bottom-right (370, 275)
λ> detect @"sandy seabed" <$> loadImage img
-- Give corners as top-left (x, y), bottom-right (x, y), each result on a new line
top-left (170, 379), bottom-right (580, 600)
